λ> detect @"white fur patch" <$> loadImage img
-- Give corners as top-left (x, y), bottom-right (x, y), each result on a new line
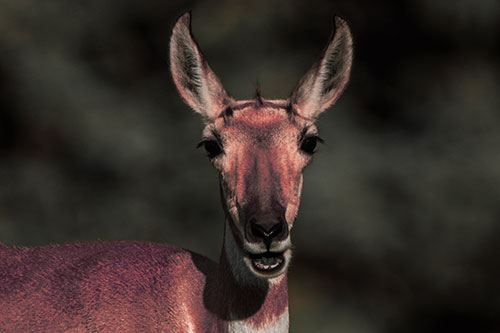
top-left (228, 308), bottom-right (289, 333)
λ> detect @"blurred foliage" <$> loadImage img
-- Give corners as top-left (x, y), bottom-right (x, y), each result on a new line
top-left (1, 0), bottom-right (499, 331)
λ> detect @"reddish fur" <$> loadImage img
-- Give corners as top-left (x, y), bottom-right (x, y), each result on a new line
top-left (0, 240), bottom-right (286, 331)
top-left (216, 104), bottom-right (305, 225)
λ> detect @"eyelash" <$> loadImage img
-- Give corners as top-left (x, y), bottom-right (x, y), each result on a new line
top-left (300, 135), bottom-right (324, 154)
top-left (197, 139), bottom-right (223, 158)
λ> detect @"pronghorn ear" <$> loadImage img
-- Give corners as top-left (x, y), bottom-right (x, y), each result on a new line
top-left (170, 12), bottom-right (230, 121)
top-left (291, 16), bottom-right (353, 120)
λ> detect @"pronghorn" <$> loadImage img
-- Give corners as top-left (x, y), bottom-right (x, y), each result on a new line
top-left (0, 12), bottom-right (352, 332)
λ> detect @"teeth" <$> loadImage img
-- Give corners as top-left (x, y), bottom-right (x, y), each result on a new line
top-left (252, 256), bottom-right (283, 271)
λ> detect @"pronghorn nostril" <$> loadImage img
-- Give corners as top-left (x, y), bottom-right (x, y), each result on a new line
top-left (269, 222), bottom-right (283, 236)
top-left (247, 217), bottom-right (288, 246)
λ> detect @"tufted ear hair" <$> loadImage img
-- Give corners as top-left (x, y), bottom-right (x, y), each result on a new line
top-left (290, 16), bottom-right (353, 120)
top-left (170, 12), bottom-right (231, 121)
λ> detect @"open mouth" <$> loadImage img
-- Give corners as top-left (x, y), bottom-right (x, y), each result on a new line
top-left (248, 252), bottom-right (285, 274)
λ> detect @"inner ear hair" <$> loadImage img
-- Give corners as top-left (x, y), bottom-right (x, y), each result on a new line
top-left (290, 16), bottom-right (353, 120)
top-left (170, 12), bottom-right (231, 121)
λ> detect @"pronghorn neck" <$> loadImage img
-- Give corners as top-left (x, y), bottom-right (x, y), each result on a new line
top-left (214, 219), bottom-right (289, 332)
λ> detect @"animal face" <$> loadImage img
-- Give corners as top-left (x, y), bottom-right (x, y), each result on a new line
top-left (170, 12), bottom-right (352, 278)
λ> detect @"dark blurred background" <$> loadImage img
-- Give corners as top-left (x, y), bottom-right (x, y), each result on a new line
top-left (1, 0), bottom-right (499, 332)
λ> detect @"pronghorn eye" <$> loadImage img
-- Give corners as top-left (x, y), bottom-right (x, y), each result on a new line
top-left (300, 136), bottom-right (323, 154)
top-left (200, 140), bottom-right (223, 158)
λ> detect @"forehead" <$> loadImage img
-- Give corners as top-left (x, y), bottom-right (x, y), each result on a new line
top-left (205, 100), bottom-right (315, 139)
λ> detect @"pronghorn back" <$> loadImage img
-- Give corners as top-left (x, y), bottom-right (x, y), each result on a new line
top-left (0, 241), bottom-right (217, 331)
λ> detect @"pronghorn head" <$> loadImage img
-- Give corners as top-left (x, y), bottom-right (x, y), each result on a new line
top-left (170, 13), bottom-right (352, 279)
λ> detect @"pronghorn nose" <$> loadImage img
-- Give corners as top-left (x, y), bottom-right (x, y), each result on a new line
top-left (246, 217), bottom-right (288, 247)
